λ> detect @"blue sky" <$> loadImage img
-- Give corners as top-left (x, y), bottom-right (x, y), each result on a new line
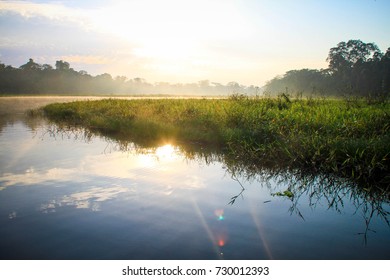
top-left (1, 0), bottom-right (389, 86)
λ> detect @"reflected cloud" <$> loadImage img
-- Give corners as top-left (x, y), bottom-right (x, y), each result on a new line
top-left (65, 186), bottom-right (128, 202)
top-left (183, 175), bottom-right (206, 190)
top-left (8, 211), bottom-right (17, 219)
top-left (1, 167), bottom-right (78, 188)
top-left (0, 141), bottom-right (205, 194)
top-left (40, 185), bottom-right (129, 213)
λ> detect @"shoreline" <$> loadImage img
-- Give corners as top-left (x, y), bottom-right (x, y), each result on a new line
top-left (0, 95), bottom-right (223, 115)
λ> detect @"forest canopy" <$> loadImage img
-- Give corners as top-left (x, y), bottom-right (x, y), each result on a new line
top-left (265, 39), bottom-right (390, 98)
top-left (0, 58), bottom-right (259, 96)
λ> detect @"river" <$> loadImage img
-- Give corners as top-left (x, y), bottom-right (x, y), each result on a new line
top-left (0, 96), bottom-right (389, 259)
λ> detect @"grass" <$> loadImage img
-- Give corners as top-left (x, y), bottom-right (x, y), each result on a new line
top-left (41, 96), bottom-right (390, 190)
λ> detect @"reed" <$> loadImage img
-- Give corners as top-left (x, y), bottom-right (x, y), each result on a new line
top-left (42, 96), bottom-right (390, 189)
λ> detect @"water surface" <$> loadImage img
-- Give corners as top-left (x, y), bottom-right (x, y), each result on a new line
top-left (0, 110), bottom-right (389, 260)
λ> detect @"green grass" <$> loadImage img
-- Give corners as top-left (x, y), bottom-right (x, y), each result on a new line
top-left (41, 96), bottom-right (390, 190)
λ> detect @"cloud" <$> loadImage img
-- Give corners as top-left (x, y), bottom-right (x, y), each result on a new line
top-left (0, 1), bottom-right (92, 28)
top-left (0, 0), bottom-right (262, 83)
top-left (0, 1), bottom-right (134, 74)
top-left (59, 55), bottom-right (115, 65)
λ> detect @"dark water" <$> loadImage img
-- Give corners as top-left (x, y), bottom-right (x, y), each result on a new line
top-left (0, 116), bottom-right (389, 260)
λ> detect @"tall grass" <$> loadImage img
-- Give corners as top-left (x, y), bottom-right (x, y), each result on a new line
top-left (42, 96), bottom-right (390, 190)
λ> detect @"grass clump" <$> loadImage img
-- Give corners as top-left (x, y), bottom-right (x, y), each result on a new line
top-left (42, 97), bottom-right (390, 189)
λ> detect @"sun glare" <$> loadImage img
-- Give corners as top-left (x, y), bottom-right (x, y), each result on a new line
top-left (90, 1), bottom-right (200, 54)
top-left (155, 144), bottom-right (177, 160)
top-left (88, 1), bottom-right (248, 64)
top-left (135, 144), bottom-right (178, 167)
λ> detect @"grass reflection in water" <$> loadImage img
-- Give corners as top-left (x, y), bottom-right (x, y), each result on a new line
top-left (40, 97), bottom-right (390, 191)
top-left (42, 123), bottom-right (389, 247)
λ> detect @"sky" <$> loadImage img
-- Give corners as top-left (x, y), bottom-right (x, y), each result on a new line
top-left (0, 0), bottom-right (389, 87)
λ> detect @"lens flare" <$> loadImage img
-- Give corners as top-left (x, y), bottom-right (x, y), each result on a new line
top-left (214, 209), bottom-right (225, 221)
top-left (216, 232), bottom-right (228, 247)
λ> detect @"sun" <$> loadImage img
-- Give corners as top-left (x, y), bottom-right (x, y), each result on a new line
top-left (89, 1), bottom-right (201, 59)
top-left (86, 0), bottom-right (248, 79)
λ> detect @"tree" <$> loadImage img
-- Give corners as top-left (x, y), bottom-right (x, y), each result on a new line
top-left (326, 40), bottom-right (385, 96)
top-left (264, 69), bottom-right (328, 96)
top-left (380, 47), bottom-right (390, 95)
top-left (19, 58), bottom-right (42, 71)
top-left (55, 60), bottom-right (70, 71)
top-left (327, 39), bottom-right (382, 73)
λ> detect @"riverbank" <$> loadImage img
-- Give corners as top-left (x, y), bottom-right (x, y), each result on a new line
top-left (41, 97), bottom-right (390, 190)
top-left (0, 95), bottom-right (221, 115)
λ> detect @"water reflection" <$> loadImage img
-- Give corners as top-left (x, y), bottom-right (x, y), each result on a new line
top-left (226, 165), bottom-right (390, 245)
top-left (0, 117), bottom-right (389, 259)
top-left (42, 123), bottom-right (390, 247)
top-left (39, 185), bottom-right (130, 213)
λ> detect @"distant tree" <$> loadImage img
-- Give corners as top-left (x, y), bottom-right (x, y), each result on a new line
top-left (198, 80), bottom-right (210, 88)
top-left (115, 76), bottom-right (127, 83)
top-left (19, 58), bottom-right (42, 71)
top-left (380, 47), bottom-right (390, 96)
top-left (55, 60), bottom-right (70, 71)
top-left (95, 73), bottom-right (112, 80)
top-left (265, 39), bottom-right (389, 98)
top-left (265, 69), bottom-right (328, 96)
top-left (42, 64), bottom-right (53, 71)
top-left (327, 40), bottom-right (382, 74)
top-left (227, 81), bottom-right (241, 94)
top-left (326, 40), bottom-right (384, 95)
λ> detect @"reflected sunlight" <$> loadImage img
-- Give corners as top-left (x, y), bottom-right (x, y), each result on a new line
top-left (155, 144), bottom-right (177, 160)
top-left (136, 144), bottom-right (179, 167)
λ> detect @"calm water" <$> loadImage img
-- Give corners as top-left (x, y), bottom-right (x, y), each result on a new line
top-left (0, 114), bottom-right (389, 260)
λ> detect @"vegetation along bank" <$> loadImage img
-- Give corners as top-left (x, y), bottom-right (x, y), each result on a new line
top-left (41, 96), bottom-right (390, 192)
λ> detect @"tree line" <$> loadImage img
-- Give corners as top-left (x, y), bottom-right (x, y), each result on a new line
top-left (265, 39), bottom-right (390, 98)
top-left (0, 59), bottom-right (260, 96)
top-left (1, 39), bottom-right (389, 97)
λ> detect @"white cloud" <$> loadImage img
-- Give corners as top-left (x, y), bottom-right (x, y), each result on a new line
top-left (39, 185), bottom-right (130, 212)
top-left (0, 0), bottom-right (263, 84)
top-left (0, 1), bottom-right (92, 29)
